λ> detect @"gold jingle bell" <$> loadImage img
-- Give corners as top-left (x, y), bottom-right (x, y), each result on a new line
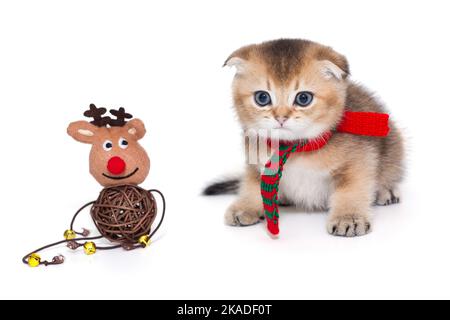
top-left (64, 229), bottom-right (76, 240)
top-left (83, 242), bottom-right (96, 255)
top-left (138, 235), bottom-right (151, 248)
top-left (28, 253), bottom-right (41, 268)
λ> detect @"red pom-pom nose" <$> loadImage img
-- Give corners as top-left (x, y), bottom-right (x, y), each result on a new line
top-left (107, 156), bottom-right (126, 175)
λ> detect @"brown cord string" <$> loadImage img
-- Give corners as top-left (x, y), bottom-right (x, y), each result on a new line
top-left (21, 235), bottom-right (103, 266)
top-left (70, 201), bottom-right (95, 236)
top-left (148, 189), bottom-right (166, 239)
top-left (22, 187), bottom-right (166, 267)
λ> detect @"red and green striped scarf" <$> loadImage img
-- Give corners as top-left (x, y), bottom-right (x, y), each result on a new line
top-left (261, 111), bottom-right (391, 236)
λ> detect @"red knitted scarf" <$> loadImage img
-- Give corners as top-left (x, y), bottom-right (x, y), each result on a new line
top-left (261, 111), bottom-right (390, 236)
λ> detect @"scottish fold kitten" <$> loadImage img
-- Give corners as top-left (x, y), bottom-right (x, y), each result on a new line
top-left (205, 39), bottom-right (404, 237)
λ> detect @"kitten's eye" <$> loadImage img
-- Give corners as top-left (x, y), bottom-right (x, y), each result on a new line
top-left (295, 92), bottom-right (314, 107)
top-left (103, 140), bottom-right (113, 151)
top-left (254, 91), bottom-right (272, 107)
top-left (119, 138), bottom-right (129, 150)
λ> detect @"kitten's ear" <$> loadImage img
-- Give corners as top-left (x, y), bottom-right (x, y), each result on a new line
top-left (316, 47), bottom-right (350, 80)
top-left (318, 60), bottom-right (347, 81)
top-left (224, 56), bottom-right (248, 74)
top-left (223, 48), bottom-right (251, 74)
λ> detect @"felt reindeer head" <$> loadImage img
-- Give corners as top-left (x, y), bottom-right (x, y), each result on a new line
top-left (68, 105), bottom-right (150, 187)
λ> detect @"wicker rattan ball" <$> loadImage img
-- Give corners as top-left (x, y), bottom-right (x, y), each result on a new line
top-left (90, 185), bottom-right (157, 244)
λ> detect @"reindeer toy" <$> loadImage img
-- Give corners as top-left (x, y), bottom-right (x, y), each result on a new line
top-left (23, 105), bottom-right (166, 267)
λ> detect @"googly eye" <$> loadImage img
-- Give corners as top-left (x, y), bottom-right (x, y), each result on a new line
top-left (119, 137), bottom-right (129, 150)
top-left (103, 140), bottom-right (113, 151)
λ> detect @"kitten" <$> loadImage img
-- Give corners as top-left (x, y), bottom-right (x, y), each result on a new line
top-left (204, 39), bottom-right (405, 237)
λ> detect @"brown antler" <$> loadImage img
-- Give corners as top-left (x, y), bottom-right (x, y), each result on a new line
top-left (109, 107), bottom-right (133, 127)
top-left (84, 104), bottom-right (111, 127)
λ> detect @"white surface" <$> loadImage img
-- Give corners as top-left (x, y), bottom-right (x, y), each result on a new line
top-left (0, 0), bottom-right (449, 300)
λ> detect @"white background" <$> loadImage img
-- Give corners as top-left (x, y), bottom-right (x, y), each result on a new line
top-left (1, 0), bottom-right (449, 300)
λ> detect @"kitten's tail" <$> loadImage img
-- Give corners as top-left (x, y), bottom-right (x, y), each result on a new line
top-left (202, 178), bottom-right (241, 196)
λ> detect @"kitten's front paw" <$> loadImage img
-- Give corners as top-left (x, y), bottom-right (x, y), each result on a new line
top-left (327, 214), bottom-right (372, 237)
top-left (224, 204), bottom-right (263, 227)
top-left (376, 187), bottom-right (400, 206)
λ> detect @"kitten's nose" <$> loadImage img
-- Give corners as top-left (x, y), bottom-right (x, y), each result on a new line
top-left (276, 116), bottom-right (288, 126)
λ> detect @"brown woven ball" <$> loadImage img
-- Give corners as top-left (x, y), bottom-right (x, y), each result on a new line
top-left (90, 185), bottom-right (157, 244)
